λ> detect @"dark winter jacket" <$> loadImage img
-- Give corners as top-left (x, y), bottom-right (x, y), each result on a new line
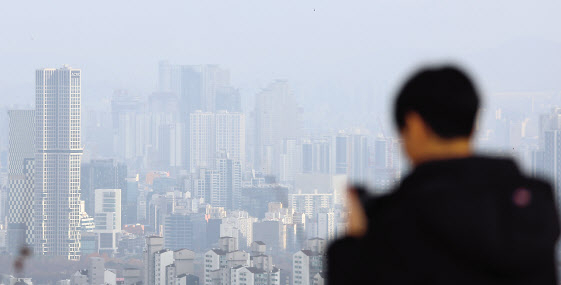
top-left (327, 156), bottom-right (559, 285)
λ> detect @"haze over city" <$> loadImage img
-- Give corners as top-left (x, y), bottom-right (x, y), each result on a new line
top-left (1, 1), bottom-right (561, 285)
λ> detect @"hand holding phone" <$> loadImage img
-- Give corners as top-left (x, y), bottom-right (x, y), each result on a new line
top-left (346, 185), bottom-right (369, 238)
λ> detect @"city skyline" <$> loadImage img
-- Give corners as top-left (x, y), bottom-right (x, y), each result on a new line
top-left (0, 2), bottom-right (561, 283)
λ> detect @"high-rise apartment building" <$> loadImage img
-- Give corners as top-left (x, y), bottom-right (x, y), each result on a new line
top-left (7, 110), bottom-right (35, 252)
top-left (146, 92), bottom-right (182, 171)
top-left (301, 139), bottom-right (330, 174)
top-left (158, 62), bottom-right (230, 114)
top-left (190, 111), bottom-right (215, 171)
top-left (194, 155), bottom-right (242, 210)
top-left (215, 111), bottom-right (246, 166)
top-left (33, 66), bottom-right (83, 260)
top-left (293, 240), bottom-right (324, 285)
top-left (190, 111), bottom-right (245, 173)
top-left (145, 236), bottom-right (165, 285)
top-left (333, 134), bottom-right (348, 175)
top-left (159, 62), bottom-right (231, 171)
top-left (254, 80), bottom-right (300, 176)
top-left (349, 134), bottom-right (369, 182)
top-left (279, 139), bottom-right (299, 184)
top-left (215, 155), bottom-right (242, 210)
top-left (111, 90), bottom-right (146, 163)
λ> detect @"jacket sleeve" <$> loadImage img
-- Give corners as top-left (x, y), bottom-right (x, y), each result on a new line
top-left (326, 237), bottom-right (369, 285)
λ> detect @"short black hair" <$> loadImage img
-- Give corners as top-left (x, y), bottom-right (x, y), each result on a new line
top-left (394, 65), bottom-right (480, 138)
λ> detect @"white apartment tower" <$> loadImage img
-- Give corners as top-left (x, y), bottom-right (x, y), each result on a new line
top-left (190, 111), bottom-right (245, 173)
top-left (215, 111), bottom-right (246, 165)
top-left (190, 111), bottom-right (215, 171)
top-left (33, 66), bottom-right (83, 260)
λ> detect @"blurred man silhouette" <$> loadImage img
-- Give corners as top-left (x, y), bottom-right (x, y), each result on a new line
top-left (327, 65), bottom-right (560, 285)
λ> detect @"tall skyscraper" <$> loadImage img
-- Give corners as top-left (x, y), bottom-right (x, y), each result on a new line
top-left (215, 111), bottom-right (245, 166)
top-left (159, 62), bottom-right (231, 171)
top-left (215, 155), bottom-right (242, 210)
top-left (33, 66), bottom-right (83, 260)
top-left (349, 134), bottom-right (369, 182)
top-left (301, 139), bottom-right (331, 175)
top-left (111, 90), bottom-right (146, 163)
top-left (215, 86), bottom-right (241, 112)
top-left (279, 138), bottom-right (299, 183)
top-left (254, 80), bottom-right (300, 176)
top-left (194, 155), bottom-right (242, 210)
top-left (333, 134), bottom-right (348, 175)
top-left (190, 111), bottom-right (215, 171)
top-left (158, 62), bottom-right (230, 114)
top-left (146, 92), bottom-right (181, 171)
top-left (190, 111), bottom-right (245, 172)
top-left (7, 110), bottom-right (35, 252)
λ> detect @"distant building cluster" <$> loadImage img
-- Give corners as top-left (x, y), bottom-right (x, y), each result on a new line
top-left (0, 62), bottom-right (406, 284)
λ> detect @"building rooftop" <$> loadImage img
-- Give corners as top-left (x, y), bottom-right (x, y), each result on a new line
top-left (211, 249), bottom-right (227, 255)
top-left (245, 267), bottom-right (266, 274)
top-left (299, 250), bottom-right (321, 257)
top-left (308, 237), bottom-right (325, 241)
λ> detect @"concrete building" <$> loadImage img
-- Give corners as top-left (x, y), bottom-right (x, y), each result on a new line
top-left (158, 62), bottom-right (231, 171)
top-left (231, 266), bottom-right (280, 285)
top-left (204, 238), bottom-right (250, 285)
top-left (214, 155), bottom-right (242, 210)
top-left (94, 189), bottom-right (121, 255)
top-left (7, 109), bottom-right (35, 253)
top-left (221, 211), bottom-right (255, 249)
top-left (164, 213), bottom-right (194, 250)
top-left (145, 236), bottom-right (165, 285)
top-left (33, 66), bottom-right (83, 260)
top-left (240, 185), bottom-right (289, 220)
top-left (190, 111), bottom-right (215, 171)
top-left (292, 250), bottom-right (323, 285)
top-left (154, 249), bottom-right (174, 285)
top-left (279, 139), bottom-right (299, 184)
top-left (0, 274), bottom-right (34, 285)
top-left (173, 249), bottom-right (196, 276)
top-left (215, 111), bottom-right (245, 167)
top-left (312, 273), bottom-right (325, 285)
top-left (253, 221), bottom-right (285, 254)
top-left (301, 139), bottom-right (330, 174)
top-left (194, 156), bottom-right (242, 210)
top-left (111, 90), bottom-right (145, 164)
top-left (123, 268), bottom-right (142, 285)
top-left (81, 159), bottom-right (127, 222)
top-left (310, 212), bottom-right (335, 241)
top-left (144, 236), bottom-right (197, 285)
top-left (88, 257), bottom-right (105, 285)
top-left (289, 192), bottom-right (333, 219)
top-left (253, 80), bottom-right (300, 176)
top-left (293, 239), bottom-right (325, 285)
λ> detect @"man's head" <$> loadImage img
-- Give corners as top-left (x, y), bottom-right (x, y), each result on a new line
top-left (394, 65), bottom-right (480, 166)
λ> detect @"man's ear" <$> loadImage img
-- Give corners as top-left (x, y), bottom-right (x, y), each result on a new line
top-left (404, 112), bottom-right (429, 140)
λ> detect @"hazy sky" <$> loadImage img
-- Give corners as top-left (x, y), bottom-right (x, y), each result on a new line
top-left (1, 0), bottom-right (561, 129)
